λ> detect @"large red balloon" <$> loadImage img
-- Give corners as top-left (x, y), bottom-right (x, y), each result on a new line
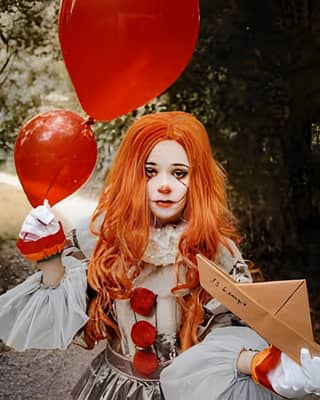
top-left (14, 110), bottom-right (97, 207)
top-left (59, 0), bottom-right (199, 121)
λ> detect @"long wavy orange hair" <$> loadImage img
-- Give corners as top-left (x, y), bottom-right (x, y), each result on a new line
top-left (84, 111), bottom-right (239, 350)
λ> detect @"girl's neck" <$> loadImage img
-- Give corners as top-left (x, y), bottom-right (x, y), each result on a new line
top-left (152, 217), bottom-right (187, 229)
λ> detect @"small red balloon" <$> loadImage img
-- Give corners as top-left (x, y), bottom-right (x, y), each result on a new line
top-left (14, 110), bottom-right (97, 207)
top-left (59, 0), bottom-right (199, 121)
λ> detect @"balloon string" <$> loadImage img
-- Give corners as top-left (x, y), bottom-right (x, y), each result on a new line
top-left (43, 165), bottom-right (66, 205)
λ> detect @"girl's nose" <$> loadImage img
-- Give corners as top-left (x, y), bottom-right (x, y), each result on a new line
top-left (158, 185), bottom-right (172, 194)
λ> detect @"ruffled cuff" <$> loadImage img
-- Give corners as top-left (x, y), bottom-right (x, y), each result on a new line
top-left (0, 247), bottom-right (88, 351)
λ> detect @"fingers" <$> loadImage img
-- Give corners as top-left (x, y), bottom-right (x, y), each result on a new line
top-left (300, 347), bottom-right (320, 371)
top-left (300, 348), bottom-right (320, 394)
top-left (300, 348), bottom-right (312, 367)
top-left (20, 199), bottom-right (60, 241)
top-left (31, 199), bottom-right (55, 225)
top-left (271, 380), bottom-right (308, 398)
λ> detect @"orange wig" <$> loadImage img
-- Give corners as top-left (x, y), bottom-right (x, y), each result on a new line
top-left (85, 112), bottom-right (239, 349)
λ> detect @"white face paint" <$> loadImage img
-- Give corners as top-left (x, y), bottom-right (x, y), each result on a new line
top-left (145, 140), bottom-right (189, 225)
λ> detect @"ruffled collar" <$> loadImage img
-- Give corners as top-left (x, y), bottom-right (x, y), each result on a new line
top-left (141, 222), bottom-right (187, 266)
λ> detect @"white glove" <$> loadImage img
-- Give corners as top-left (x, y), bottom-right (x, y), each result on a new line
top-left (17, 200), bottom-right (66, 262)
top-left (267, 348), bottom-right (320, 398)
top-left (19, 199), bottom-right (60, 241)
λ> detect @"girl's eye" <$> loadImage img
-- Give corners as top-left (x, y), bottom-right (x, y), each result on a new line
top-left (173, 169), bottom-right (188, 179)
top-left (145, 167), bottom-right (157, 178)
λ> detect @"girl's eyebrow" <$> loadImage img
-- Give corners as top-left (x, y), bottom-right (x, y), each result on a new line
top-left (145, 162), bottom-right (190, 168)
top-left (172, 163), bottom-right (189, 168)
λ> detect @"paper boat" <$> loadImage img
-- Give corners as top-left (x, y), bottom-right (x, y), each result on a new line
top-left (197, 254), bottom-right (320, 364)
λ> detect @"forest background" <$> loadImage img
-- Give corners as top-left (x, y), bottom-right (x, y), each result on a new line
top-left (0, 1), bottom-right (319, 399)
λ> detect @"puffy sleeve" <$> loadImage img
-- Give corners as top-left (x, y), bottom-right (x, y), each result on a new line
top-left (215, 238), bottom-right (252, 283)
top-left (0, 219), bottom-right (97, 351)
top-left (204, 238), bottom-right (252, 316)
top-left (160, 326), bottom-right (280, 400)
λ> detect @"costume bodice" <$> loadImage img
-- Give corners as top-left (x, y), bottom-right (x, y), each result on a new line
top-left (110, 223), bottom-right (251, 362)
top-left (114, 223), bottom-right (186, 359)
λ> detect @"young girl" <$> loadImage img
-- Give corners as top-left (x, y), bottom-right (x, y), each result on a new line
top-left (0, 112), bottom-right (319, 400)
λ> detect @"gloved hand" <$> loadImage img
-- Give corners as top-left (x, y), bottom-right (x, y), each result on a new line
top-left (267, 348), bottom-right (320, 398)
top-left (17, 200), bottom-right (66, 261)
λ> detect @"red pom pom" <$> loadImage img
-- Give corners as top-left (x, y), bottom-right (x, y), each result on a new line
top-left (133, 350), bottom-right (159, 376)
top-left (131, 320), bottom-right (157, 347)
top-left (130, 287), bottom-right (156, 316)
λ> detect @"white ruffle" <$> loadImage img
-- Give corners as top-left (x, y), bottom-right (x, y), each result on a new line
top-left (142, 223), bottom-right (187, 266)
top-left (0, 248), bottom-right (88, 351)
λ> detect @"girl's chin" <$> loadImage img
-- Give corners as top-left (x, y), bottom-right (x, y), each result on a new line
top-left (151, 212), bottom-right (184, 226)
top-left (150, 200), bottom-right (187, 225)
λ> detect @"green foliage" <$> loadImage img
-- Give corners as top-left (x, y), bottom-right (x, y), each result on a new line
top-left (0, 0), bottom-right (63, 150)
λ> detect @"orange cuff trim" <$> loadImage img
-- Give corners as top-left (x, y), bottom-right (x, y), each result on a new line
top-left (251, 345), bottom-right (281, 391)
top-left (20, 241), bottom-right (66, 262)
top-left (17, 222), bottom-right (66, 262)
